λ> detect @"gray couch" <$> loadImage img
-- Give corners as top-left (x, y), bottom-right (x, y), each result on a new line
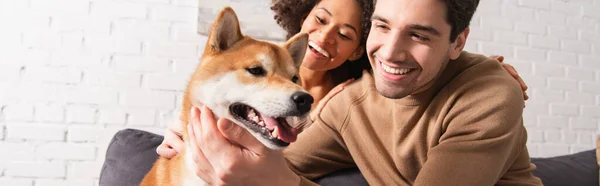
top-left (100, 129), bottom-right (599, 186)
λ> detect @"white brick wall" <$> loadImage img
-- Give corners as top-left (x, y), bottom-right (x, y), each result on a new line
top-left (0, 0), bottom-right (598, 183)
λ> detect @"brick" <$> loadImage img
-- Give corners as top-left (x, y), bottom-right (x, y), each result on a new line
top-left (34, 104), bottom-right (64, 123)
top-left (571, 145), bottom-right (595, 154)
top-left (527, 129), bottom-right (544, 142)
top-left (481, 16), bottom-right (514, 30)
top-left (67, 126), bottom-right (104, 142)
top-left (37, 143), bottom-right (96, 160)
top-left (144, 41), bottom-right (199, 58)
top-left (126, 108), bottom-right (157, 126)
top-left (5, 161), bottom-right (66, 178)
top-left (0, 178), bottom-right (33, 186)
top-left (544, 129), bottom-right (562, 143)
top-left (549, 103), bottom-right (579, 116)
top-left (6, 124), bottom-right (65, 141)
top-left (90, 1), bottom-right (147, 19)
top-left (99, 108), bottom-right (127, 125)
top-left (538, 115), bottom-right (568, 128)
top-left (84, 36), bottom-right (142, 55)
top-left (535, 64), bottom-right (565, 78)
top-left (172, 23), bottom-right (207, 42)
top-left (144, 73), bottom-right (188, 91)
top-left (66, 106), bottom-right (96, 124)
top-left (551, 1), bottom-right (583, 16)
top-left (120, 90), bottom-right (176, 108)
top-left (548, 51), bottom-right (577, 66)
top-left (480, 43), bottom-right (514, 58)
top-left (130, 0), bottom-right (170, 4)
top-left (67, 161), bottom-right (102, 179)
top-left (530, 35), bottom-right (560, 49)
top-left (580, 55), bottom-right (600, 69)
top-left (173, 59), bottom-right (200, 74)
top-left (518, 0), bottom-right (550, 10)
top-left (516, 47), bottom-right (546, 62)
top-left (49, 50), bottom-right (105, 68)
top-left (577, 131), bottom-right (595, 145)
top-left (62, 87), bottom-right (118, 105)
top-left (569, 117), bottom-right (598, 130)
top-left (566, 16), bottom-right (597, 32)
top-left (580, 82), bottom-right (600, 94)
top-left (30, 0), bottom-right (90, 17)
top-left (3, 83), bottom-right (60, 103)
top-left (0, 64), bottom-right (21, 81)
top-left (548, 78), bottom-right (578, 91)
top-left (561, 40), bottom-right (591, 54)
top-left (23, 66), bottom-right (82, 84)
top-left (564, 131), bottom-right (578, 143)
top-left (579, 30), bottom-right (600, 44)
top-left (4, 105), bottom-right (34, 122)
top-left (501, 7), bottom-right (536, 21)
top-left (567, 68), bottom-right (595, 81)
top-left (583, 5), bottom-right (600, 18)
top-left (84, 70), bottom-right (141, 88)
top-left (150, 5), bottom-right (197, 23)
top-left (566, 91), bottom-right (596, 105)
top-left (494, 31), bottom-right (527, 45)
top-left (0, 142), bottom-right (36, 161)
top-left (114, 55), bottom-right (171, 73)
top-left (113, 20), bottom-right (170, 41)
top-left (35, 179), bottom-right (95, 186)
top-left (532, 88), bottom-right (564, 103)
top-left (515, 21), bottom-right (546, 35)
top-left (581, 106), bottom-right (600, 118)
top-left (539, 144), bottom-right (570, 157)
top-left (536, 10), bottom-right (567, 25)
top-left (548, 25), bottom-right (578, 40)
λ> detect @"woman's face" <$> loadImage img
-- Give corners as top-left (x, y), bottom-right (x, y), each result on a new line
top-left (299, 0), bottom-right (364, 71)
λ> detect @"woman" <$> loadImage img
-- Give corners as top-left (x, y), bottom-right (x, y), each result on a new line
top-left (157, 0), bottom-right (528, 160)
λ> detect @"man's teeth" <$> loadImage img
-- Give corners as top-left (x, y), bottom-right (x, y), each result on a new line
top-left (382, 63), bottom-right (412, 75)
top-left (308, 41), bottom-right (330, 58)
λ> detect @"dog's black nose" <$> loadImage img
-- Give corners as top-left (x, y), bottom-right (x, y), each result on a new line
top-left (291, 92), bottom-right (314, 114)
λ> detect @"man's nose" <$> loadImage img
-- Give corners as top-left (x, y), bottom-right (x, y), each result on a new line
top-left (379, 34), bottom-right (407, 62)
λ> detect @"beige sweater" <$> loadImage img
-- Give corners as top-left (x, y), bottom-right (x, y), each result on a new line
top-left (285, 52), bottom-right (543, 186)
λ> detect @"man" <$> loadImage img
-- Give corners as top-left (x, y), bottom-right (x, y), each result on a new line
top-left (186, 0), bottom-right (543, 185)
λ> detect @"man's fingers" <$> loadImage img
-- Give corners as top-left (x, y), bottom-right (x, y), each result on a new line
top-left (156, 143), bottom-right (178, 158)
top-left (217, 118), bottom-right (267, 155)
top-left (187, 121), bottom-right (215, 184)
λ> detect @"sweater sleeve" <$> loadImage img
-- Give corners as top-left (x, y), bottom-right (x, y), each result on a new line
top-left (414, 60), bottom-right (541, 186)
top-left (283, 90), bottom-right (356, 181)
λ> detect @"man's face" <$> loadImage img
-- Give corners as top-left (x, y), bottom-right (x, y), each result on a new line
top-left (366, 0), bottom-right (467, 99)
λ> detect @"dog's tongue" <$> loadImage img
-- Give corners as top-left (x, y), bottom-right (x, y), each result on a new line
top-left (260, 114), bottom-right (298, 143)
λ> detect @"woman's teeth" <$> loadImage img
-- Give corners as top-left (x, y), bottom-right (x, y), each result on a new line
top-left (382, 62), bottom-right (412, 75)
top-left (308, 41), bottom-right (330, 58)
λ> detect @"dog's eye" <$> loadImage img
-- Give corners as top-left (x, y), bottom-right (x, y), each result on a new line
top-left (246, 66), bottom-right (266, 76)
top-left (291, 76), bottom-right (299, 83)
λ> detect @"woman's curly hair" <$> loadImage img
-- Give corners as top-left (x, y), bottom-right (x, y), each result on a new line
top-left (271, 0), bottom-right (374, 84)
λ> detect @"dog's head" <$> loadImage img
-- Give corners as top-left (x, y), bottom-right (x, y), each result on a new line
top-left (188, 7), bottom-right (312, 150)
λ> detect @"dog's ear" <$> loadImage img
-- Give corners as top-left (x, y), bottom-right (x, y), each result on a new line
top-left (282, 32), bottom-right (308, 68)
top-left (206, 6), bottom-right (243, 53)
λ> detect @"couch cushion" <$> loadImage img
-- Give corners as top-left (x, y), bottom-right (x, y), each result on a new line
top-left (100, 129), bottom-right (599, 186)
top-left (99, 129), bottom-right (163, 186)
top-left (531, 150), bottom-right (599, 186)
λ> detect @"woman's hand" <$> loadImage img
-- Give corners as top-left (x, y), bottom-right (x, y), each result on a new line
top-left (491, 55), bottom-right (529, 100)
top-left (186, 106), bottom-right (301, 185)
top-left (156, 119), bottom-right (185, 158)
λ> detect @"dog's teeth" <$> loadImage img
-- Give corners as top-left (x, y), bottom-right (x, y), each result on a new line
top-left (271, 127), bottom-right (279, 138)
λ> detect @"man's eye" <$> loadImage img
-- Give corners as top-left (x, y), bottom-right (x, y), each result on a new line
top-left (291, 76), bottom-right (299, 83)
top-left (246, 67), bottom-right (266, 76)
top-left (411, 33), bottom-right (429, 41)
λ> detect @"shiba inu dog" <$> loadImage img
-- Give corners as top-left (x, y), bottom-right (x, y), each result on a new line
top-left (140, 6), bottom-right (312, 186)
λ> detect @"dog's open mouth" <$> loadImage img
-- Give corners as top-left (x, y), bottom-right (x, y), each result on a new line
top-left (229, 103), bottom-right (299, 146)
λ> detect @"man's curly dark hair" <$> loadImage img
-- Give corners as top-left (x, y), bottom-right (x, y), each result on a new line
top-left (270, 0), bottom-right (374, 84)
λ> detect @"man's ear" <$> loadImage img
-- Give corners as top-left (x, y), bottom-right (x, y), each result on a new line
top-left (449, 27), bottom-right (470, 60)
top-left (205, 6), bottom-right (243, 53)
top-left (348, 46), bottom-right (365, 61)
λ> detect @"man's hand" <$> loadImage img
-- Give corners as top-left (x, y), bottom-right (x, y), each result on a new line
top-left (187, 106), bottom-right (301, 185)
